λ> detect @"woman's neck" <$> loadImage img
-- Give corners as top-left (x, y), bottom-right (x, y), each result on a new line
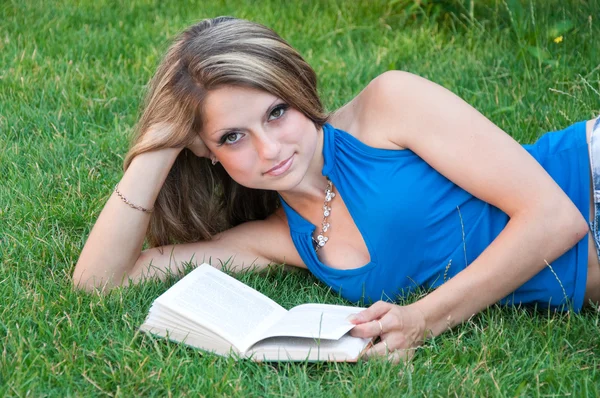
top-left (278, 125), bottom-right (329, 213)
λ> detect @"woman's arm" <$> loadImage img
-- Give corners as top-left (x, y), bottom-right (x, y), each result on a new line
top-left (73, 126), bottom-right (302, 292)
top-left (73, 143), bottom-right (181, 291)
top-left (350, 71), bottom-right (589, 357)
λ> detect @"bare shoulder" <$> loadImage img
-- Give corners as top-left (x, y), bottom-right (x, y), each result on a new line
top-left (208, 207), bottom-right (305, 269)
top-left (258, 207), bottom-right (306, 268)
top-left (329, 71), bottom-right (425, 150)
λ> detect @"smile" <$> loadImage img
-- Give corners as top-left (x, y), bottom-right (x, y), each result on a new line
top-left (265, 155), bottom-right (294, 176)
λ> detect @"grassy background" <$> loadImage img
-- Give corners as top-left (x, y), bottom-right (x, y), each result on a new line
top-left (1, 0), bottom-right (600, 395)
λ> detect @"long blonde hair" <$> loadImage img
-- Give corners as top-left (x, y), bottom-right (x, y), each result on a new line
top-left (125, 17), bottom-right (328, 247)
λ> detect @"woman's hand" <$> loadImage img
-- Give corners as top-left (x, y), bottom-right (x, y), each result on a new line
top-left (187, 133), bottom-right (212, 159)
top-left (140, 123), bottom-right (212, 159)
top-left (349, 301), bottom-right (429, 362)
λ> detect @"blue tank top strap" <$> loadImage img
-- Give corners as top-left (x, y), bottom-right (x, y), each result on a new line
top-left (321, 123), bottom-right (336, 178)
top-left (279, 197), bottom-right (314, 234)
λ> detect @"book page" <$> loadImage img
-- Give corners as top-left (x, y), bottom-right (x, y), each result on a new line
top-left (141, 321), bottom-right (236, 356)
top-left (154, 264), bottom-right (287, 351)
top-left (258, 303), bottom-right (363, 341)
top-left (247, 334), bottom-right (372, 362)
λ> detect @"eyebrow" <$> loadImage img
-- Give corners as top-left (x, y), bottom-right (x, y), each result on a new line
top-left (207, 98), bottom-right (282, 138)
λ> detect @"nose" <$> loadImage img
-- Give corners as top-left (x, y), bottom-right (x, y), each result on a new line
top-left (255, 131), bottom-right (281, 161)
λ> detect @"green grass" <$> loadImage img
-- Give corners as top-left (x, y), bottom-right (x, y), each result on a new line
top-left (2, 0), bottom-right (600, 395)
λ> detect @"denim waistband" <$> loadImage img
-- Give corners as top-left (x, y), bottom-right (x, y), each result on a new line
top-left (588, 118), bottom-right (600, 257)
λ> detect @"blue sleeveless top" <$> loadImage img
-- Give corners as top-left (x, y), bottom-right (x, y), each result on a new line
top-left (280, 122), bottom-right (590, 311)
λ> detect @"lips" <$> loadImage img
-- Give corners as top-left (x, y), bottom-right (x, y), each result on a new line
top-left (265, 155), bottom-right (294, 176)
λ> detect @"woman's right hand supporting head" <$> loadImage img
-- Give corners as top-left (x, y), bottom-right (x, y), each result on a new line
top-left (142, 123), bottom-right (213, 165)
top-left (186, 133), bottom-right (211, 159)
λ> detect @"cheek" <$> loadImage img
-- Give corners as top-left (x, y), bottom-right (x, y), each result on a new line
top-left (281, 116), bottom-right (312, 144)
top-left (279, 129), bottom-right (300, 145)
top-left (220, 150), bottom-right (258, 180)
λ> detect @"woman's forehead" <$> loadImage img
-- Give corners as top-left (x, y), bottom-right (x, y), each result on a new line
top-left (202, 86), bottom-right (279, 133)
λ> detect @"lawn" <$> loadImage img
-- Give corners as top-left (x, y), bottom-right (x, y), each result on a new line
top-left (1, 0), bottom-right (599, 396)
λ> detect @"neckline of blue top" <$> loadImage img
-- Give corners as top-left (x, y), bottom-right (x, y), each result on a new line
top-left (278, 122), bottom-right (388, 276)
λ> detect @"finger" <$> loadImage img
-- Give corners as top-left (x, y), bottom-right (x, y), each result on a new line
top-left (363, 340), bottom-right (391, 358)
top-left (387, 348), bottom-right (415, 363)
top-left (348, 301), bottom-right (393, 324)
top-left (364, 344), bottom-right (416, 363)
top-left (350, 319), bottom-right (385, 338)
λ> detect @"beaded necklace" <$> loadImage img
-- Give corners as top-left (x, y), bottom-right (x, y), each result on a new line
top-left (312, 178), bottom-right (335, 252)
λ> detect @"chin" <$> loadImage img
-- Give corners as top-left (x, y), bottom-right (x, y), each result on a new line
top-left (273, 169), bottom-right (307, 193)
top-left (252, 171), bottom-right (304, 193)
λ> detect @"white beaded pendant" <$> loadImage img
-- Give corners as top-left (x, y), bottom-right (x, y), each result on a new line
top-left (313, 179), bottom-right (335, 252)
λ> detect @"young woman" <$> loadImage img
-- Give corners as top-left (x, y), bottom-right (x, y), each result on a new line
top-left (73, 17), bottom-right (600, 361)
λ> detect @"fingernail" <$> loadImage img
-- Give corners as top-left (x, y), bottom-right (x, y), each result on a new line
top-left (347, 314), bottom-right (359, 323)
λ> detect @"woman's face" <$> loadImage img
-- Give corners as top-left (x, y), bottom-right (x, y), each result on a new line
top-left (200, 85), bottom-right (319, 191)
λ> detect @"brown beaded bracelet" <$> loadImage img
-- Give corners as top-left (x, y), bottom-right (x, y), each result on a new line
top-left (114, 184), bottom-right (154, 213)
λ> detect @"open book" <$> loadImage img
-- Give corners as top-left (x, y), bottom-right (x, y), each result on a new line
top-left (140, 264), bottom-right (372, 362)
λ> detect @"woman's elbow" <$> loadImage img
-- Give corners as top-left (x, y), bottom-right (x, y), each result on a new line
top-left (553, 201), bottom-right (589, 246)
top-left (72, 270), bottom-right (108, 293)
top-left (571, 213), bottom-right (589, 243)
top-left (72, 261), bottom-right (123, 294)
